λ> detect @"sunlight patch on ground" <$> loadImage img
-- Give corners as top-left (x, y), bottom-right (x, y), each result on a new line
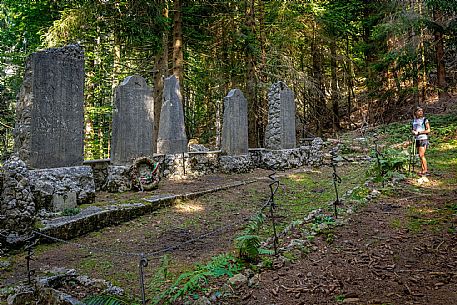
top-left (174, 202), bottom-right (205, 213)
top-left (287, 173), bottom-right (309, 182)
top-left (411, 207), bottom-right (437, 215)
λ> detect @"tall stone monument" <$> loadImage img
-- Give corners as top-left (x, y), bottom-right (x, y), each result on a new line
top-left (221, 89), bottom-right (248, 155)
top-left (157, 75), bottom-right (188, 154)
top-left (111, 75), bottom-right (155, 165)
top-left (14, 45), bottom-right (85, 168)
top-left (264, 81), bottom-right (296, 150)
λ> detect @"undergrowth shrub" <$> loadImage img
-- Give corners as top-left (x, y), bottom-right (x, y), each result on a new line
top-left (235, 213), bottom-right (274, 262)
top-left (153, 254), bottom-right (241, 304)
top-left (370, 148), bottom-right (409, 182)
top-left (83, 295), bottom-right (132, 305)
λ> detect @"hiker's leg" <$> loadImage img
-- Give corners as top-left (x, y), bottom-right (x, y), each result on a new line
top-left (418, 146), bottom-right (427, 173)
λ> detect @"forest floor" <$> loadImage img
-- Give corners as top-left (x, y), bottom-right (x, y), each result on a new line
top-left (1, 114), bottom-right (457, 305)
top-left (228, 175), bottom-right (457, 305)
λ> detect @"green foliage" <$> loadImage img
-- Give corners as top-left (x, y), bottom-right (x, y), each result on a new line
top-left (61, 207), bottom-right (80, 216)
top-left (235, 213), bottom-right (272, 262)
top-left (154, 254), bottom-right (241, 304)
top-left (148, 254), bottom-right (171, 297)
top-left (310, 215), bottom-right (335, 232)
top-left (370, 148), bottom-right (408, 182)
top-left (425, 114), bottom-right (457, 142)
top-left (378, 122), bottom-right (412, 145)
top-left (83, 295), bottom-right (132, 305)
top-left (1, 0), bottom-right (455, 159)
top-left (350, 186), bottom-right (370, 201)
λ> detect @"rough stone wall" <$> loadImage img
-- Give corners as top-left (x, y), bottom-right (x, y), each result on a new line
top-left (83, 159), bottom-right (109, 191)
top-left (13, 45), bottom-right (85, 169)
top-left (29, 166), bottom-right (96, 211)
top-left (94, 139), bottom-right (323, 192)
top-left (0, 157), bottom-right (35, 250)
top-left (159, 152), bottom-right (220, 179)
top-left (219, 155), bottom-right (254, 173)
top-left (102, 166), bottom-right (132, 193)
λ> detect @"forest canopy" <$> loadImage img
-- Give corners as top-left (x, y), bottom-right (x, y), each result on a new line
top-left (1, 0), bottom-right (456, 160)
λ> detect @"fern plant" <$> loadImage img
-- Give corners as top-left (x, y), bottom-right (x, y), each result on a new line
top-left (149, 254), bottom-right (171, 297)
top-left (83, 295), bottom-right (132, 305)
top-left (235, 213), bottom-right (273, 262)
top-left (153, 254), bottom-right (241, 304)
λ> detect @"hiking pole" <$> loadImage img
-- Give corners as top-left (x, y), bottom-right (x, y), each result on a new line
top-left (408, 136), bottom-right (415, 173)
top-left (412, 137), bottom-right (417, 173)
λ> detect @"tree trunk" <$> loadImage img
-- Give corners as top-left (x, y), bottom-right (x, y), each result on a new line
top-left (345, 35), bottom-right (356, 128)
top-left (419, 2), bottom-right (427, 103)
top-left (245, 0), bottom-right (260, 148)
top-left (330, 38), bottom-right (339, 132)
top-left (311, 22), bottom-right (324, 137)
top-left (172, 0), bottom-right (184, 86)
top-left (433, 9), bottom-right (448, 101)
top-left (153, 4), bottom-right (169, 150)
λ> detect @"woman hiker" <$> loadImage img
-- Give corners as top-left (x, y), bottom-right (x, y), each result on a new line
top-left (412, 107), bottom-right (430, 176)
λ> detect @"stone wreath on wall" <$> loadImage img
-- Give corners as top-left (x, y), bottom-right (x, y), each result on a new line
top-left (128, 157), bottom-right (160, 191)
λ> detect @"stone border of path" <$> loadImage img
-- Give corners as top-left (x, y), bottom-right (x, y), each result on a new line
top-left (39, 179), bottom-right (259, 241)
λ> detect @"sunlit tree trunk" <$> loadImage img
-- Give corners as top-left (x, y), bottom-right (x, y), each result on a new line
top-left (172, 0), bottom-right (183, 86)
top-left (245, 0), bottom-right (260, 147)
top-left (153, 3), bottom-right (169, 150)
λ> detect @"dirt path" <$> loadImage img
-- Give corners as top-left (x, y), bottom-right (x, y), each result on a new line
top-left (226, 178), bottom-right (457, 305)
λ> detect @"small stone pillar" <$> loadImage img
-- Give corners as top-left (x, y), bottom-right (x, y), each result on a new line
top-left (264, 81), bottom-right (296, 150)
top-left (14, 45), bottom-right (85, 168)
top-left (157, 75), bottom-right (188, 154)
top-left (111, 75), bottom-right (155, 165)
top-left (0, 157), bottom-right (35, 250)
top-left (221, 89), bottom-right (248, 155)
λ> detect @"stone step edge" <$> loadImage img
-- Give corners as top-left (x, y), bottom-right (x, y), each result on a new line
top-left (38, 179), bottom-right (258, 242)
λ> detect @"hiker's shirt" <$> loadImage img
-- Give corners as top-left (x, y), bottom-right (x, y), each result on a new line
top-left (413, 117), bottom-right (428, 141)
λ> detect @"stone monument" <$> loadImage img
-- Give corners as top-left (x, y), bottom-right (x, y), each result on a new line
top-left (264, 81), bottom-right (296, 150)
top-left (221, 89), bottom-right (248, 155)
top-left (111, 75), bottom-right (155, 165)
top-left (156, 75), bottom-right (188, 154)
top-left (14, 45), bottom-right (85, 168)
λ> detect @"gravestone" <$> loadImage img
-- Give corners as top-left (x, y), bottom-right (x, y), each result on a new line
top-left (157, 75), bottom-right (188, 154)
top-left (264, 81), bottom-right (296, 150)
top-left (111, 75), bottom-right (155, 165)
top-left (14, 45), bottom-right (85, 169)
top-left (221, 89), bottom-right (249, 155)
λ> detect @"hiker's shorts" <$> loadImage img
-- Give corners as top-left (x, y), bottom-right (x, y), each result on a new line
top-left (416, 139), bottom-right (429, 148)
